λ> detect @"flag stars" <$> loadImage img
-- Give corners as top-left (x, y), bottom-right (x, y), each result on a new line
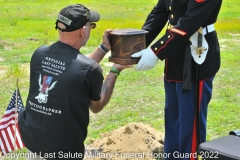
top-left (5, 90), bottom-right (24, 112)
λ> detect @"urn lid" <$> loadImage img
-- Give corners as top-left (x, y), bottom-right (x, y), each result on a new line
top-left (109, 28), bottom-right (148, 35)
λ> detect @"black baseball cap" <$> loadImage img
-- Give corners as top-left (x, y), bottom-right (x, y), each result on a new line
top-left (55, 4), bottom-right (100, 32)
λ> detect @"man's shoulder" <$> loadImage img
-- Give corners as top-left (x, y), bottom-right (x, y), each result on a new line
top-left (35, 44), bottom-right (49, 52)
top-left (77, 53), bottom-right (98, 66)
top-left (76, 54), bottom-right (102, 73)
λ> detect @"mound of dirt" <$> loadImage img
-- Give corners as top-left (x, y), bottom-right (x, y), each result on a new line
top-left (85, 122), bottom-right (164, 160)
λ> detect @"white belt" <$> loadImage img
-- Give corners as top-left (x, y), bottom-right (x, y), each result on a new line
top-left (202, 24), bottom-right (214, 35)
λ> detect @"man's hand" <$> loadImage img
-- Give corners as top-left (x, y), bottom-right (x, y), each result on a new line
top-left (131, 48), bottom-right (159, 71)
top-left (89, 29), bottom-right (112, 63)
top-left (101, 29), bottom-right (112, 51)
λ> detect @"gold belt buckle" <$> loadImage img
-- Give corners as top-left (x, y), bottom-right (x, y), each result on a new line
top-left (198, 27), bottom-right (203, 34)
top-left (167, 24), bottom-right (174, 30)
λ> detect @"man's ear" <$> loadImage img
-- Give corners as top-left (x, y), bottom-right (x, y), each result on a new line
top-left (79, 26), bottom-right (86, 36)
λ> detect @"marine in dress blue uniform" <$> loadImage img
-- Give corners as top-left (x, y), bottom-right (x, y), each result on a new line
top-left (132, 0), bottom-right (222, 159)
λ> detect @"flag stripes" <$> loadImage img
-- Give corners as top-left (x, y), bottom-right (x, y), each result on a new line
top-left (0, 123), bottom-right (24, 154)
top-left (0, 108), bottom-right (17, 129)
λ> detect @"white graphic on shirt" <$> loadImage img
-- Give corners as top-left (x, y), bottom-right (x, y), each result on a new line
top-left (35, 74), bottom-right (57, 103)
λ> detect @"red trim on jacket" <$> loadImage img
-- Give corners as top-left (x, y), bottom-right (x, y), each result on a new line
top-left (170, 28), bottom-right (187, 36)
top-left (196, 0), bottom-right (205, 3)
top-left (156, 32), bottom-right (174, 54)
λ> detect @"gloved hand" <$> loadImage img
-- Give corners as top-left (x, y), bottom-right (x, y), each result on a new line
top-left (131, 48), bottom-right (159, 71)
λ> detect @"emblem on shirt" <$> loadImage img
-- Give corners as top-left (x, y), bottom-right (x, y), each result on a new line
top-left (35, 74), bottom-right (57, 103)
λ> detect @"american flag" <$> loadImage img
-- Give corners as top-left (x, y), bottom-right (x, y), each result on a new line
top-left (0, 89), bottom-right (25, 155)
top-left (41, 75), bottom-right (52, 93)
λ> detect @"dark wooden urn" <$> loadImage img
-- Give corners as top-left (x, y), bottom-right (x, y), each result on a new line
top-left (109, 28), bottom-right (148, 65)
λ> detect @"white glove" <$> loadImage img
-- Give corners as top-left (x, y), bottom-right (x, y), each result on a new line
top-left (131, 48), bottom-right (159, 71)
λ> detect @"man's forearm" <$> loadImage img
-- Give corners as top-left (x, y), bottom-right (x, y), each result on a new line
top-left (90, 72), bottom-right (117, 113)
top-left (101, 72), bottom-right (117, 106)
top-left (88, 47), bottom-right (107, 63)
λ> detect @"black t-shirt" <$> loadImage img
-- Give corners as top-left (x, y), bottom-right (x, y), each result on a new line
top-left (18, 41), bottom-right (103, 159)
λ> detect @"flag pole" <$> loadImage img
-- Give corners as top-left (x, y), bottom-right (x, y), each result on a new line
top-left (14, 78), bottom-right (19, 151)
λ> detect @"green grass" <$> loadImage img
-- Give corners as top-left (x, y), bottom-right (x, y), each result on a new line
top-left (0, 0), bottom-right (240, 158)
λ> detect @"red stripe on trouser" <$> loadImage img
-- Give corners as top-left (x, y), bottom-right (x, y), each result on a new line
top-left (190, 81), bottom-right (204, 160)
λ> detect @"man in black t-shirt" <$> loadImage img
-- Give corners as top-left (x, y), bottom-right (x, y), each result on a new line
top-left (18, 4), bottom-right (131, 160)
